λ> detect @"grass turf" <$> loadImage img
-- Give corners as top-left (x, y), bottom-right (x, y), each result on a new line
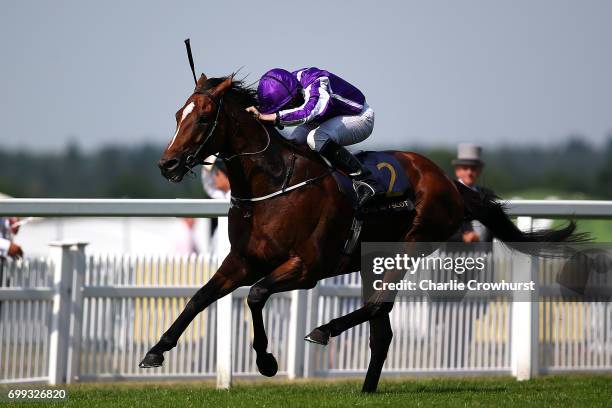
top-left (2, 375), bottom-right (612, 408)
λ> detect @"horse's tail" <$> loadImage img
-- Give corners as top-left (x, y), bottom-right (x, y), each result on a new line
top-left (453, 180), bottom-right (589, 254)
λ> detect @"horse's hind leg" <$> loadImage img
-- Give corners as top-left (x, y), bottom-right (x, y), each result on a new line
top-left (362, 313), bottom-right (393, 393)
top-left (140, 252), bottom-right (257, 368)
top-left (305, 236), bottom-right (422, 345)
top-left (247, 256), bottom-right (315, 377)
top-left (307, 183), bottom-right (462, 344)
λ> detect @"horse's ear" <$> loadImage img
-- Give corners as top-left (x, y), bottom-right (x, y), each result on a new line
top-left (196, 73), bottom-right (208, 88)
top-left (211, 75), bottom-right (233, 97)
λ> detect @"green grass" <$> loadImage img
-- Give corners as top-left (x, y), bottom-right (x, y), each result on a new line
top-left (3, 375), bottom-right (612, 408)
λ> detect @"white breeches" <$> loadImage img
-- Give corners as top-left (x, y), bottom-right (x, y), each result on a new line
top-left (285, 102), bottom-right (375, 151)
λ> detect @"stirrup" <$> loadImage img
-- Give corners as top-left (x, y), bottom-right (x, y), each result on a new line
top-left (352, 180), bottom-right (378, 206)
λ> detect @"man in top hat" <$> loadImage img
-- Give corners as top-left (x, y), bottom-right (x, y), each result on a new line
top-left (449, 143), bottom-right (494, 243)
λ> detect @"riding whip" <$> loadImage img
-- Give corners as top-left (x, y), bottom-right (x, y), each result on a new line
top-left (184, 38), bottom-right (198, 85)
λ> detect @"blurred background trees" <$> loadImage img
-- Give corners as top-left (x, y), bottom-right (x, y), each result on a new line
top-left (0, 135), bottom-right (611, 200)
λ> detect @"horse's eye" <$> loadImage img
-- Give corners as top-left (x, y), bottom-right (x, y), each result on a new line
top-left (197, 116), bottom-right (209, 125)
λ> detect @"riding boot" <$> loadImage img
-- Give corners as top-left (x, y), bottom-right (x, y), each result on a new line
top-left (319, 140), bottom-right (385, 207)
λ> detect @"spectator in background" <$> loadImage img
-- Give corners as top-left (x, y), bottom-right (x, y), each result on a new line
top-left (173, 217), bottom-right (200, 255)
top-left (449, 144), bottom-right (494, 243)
top-left (201, 158), bottom-right (231, 200)
top-left (201, 157), bottom-right (231, 256)
top-left (0, 217), bottom-right (23, 260)
top-left (1, 217), bottom-right (23, 310)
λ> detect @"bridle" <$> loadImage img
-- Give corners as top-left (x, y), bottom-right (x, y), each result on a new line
top-left (184, 89), bottom-right (224, 169)
top-left (184, 88), bottom-right (270, 170)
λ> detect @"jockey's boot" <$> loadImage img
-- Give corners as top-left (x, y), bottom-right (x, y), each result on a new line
top-left (319, 140), bottom-right (385, 207)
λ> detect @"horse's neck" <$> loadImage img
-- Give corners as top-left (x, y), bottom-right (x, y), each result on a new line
top-left (224, 120), bottom-right (327, 199)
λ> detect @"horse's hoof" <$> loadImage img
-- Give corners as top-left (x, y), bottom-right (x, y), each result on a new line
top-left (256, 353), bottom-right (278, 377)
top-left (304, 327), bottom-right (330, 345)
top-left (139, 352), bottom-right (164, 368)
top-left (361, 385), bottom-right (378, 393)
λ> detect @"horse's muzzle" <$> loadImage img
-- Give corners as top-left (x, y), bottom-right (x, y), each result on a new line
top-left (158, 158), bottom-right (185, 182)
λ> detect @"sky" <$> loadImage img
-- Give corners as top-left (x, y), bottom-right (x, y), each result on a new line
top-left (1, 0), bottom-right (611, 152)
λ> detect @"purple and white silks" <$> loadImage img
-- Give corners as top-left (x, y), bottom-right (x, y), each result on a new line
top-left (256, 67), bottom-right (373, 151)
top-left (276, 67), bottom-right (366, 126)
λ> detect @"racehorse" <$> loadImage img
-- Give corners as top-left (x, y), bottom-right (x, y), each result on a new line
top-left (141, 73), bottom-right (585, 392)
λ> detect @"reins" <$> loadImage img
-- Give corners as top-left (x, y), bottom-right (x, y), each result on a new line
top-left (218, 119), bottom-right (270, 162)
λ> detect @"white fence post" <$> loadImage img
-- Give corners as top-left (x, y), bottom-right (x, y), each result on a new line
top-left (47, 242), bottom-right (83, 385)
top-left (511, 217), bottom-right (539, 380)
top-left (303, 284), bottom-right (320, 378)
top-left (287, 289), bottom-right (308, 379)
top-left (66, 243), bottom-right (87, 383)
top-left (216, 290), bottom-right (233, 389)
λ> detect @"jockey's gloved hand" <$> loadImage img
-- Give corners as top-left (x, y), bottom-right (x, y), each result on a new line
top-left (246, 106), bottom-right (260, 119)
top-left (245, 106), bottom-right (277, 123)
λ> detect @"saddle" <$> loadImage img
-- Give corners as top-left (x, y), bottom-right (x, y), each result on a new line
top-left (330, 151), bottom-right (416, 255)
top-left (331, 151), bottom-right (415, 213)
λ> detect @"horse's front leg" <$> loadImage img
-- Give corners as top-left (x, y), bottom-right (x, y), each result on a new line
top-left (246, 256), bottom-right (316, 376)
top-left (140, 252), bottom-right (258, 368)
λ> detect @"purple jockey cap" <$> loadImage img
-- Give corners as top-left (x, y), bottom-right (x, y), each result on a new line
top-left (257, 68), bottom-right (300, 114)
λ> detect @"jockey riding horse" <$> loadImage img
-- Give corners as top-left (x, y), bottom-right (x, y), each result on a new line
top-left (143, 50), bottom-right (586, 392)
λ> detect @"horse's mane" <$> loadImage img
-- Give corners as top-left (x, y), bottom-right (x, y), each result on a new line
top-left (200, 76), bottom-right (259, 108)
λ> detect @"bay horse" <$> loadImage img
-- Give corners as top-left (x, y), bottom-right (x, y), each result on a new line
top-left (140, 73), bottom-right (583, 392)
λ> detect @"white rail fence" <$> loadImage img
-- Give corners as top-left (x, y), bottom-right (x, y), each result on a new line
top-left (1, 199), bottom-right (612, 386)
top-left (1, 247), bottom-right (515, 385)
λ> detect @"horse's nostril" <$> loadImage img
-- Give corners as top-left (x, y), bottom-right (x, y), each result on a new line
top-left (161, 159), bottom-right (180, 171)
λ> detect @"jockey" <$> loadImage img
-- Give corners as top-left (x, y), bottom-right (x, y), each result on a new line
top-left (246, 67), bottom-right (384, 206)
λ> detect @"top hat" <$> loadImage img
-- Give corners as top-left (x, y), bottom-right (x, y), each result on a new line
top-left (452, 143), bottom-right (484, 167)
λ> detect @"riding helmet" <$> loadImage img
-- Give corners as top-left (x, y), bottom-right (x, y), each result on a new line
top-left (257, 68), bottom-right (300, 114)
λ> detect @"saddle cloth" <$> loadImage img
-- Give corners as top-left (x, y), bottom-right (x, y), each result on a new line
top-left (331, 151), bottom-right (415, 211)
